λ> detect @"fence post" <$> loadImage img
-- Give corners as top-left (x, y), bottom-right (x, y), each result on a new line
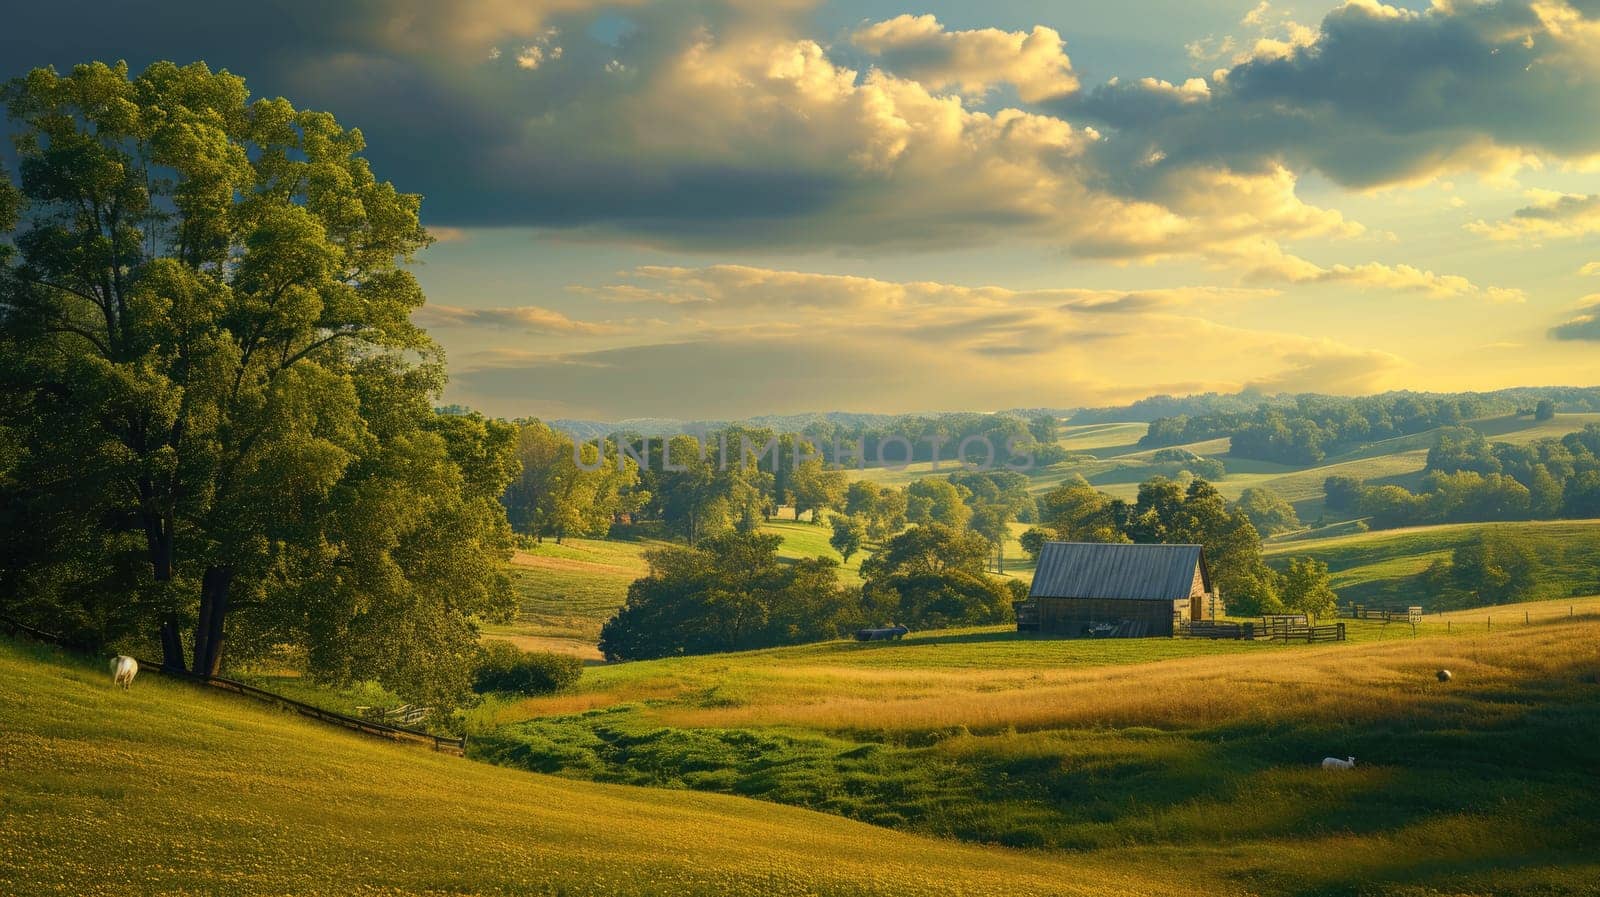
top-left (1525, 611), bottom-right (1530, 624)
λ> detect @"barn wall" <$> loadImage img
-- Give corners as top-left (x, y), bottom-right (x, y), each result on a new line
top-left (1035, 597), bottom-right (1177, 637)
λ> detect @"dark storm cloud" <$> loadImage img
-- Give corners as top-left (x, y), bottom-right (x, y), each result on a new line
top-left (1069, 0), bottom-right (1600, 194)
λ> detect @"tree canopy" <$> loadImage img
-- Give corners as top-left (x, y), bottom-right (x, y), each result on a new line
top-left (598, 531), bottom-right (856, 660)
top-left (0, 61), bottom-right (516, 703)
top-left (859, 523), bottom-right (1016, 628)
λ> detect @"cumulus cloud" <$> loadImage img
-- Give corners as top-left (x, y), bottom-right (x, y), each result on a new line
top-left (414, 304), bottom-right (623, 334)
top-left (1075, 0), bottom-right (1600, 190)
top-left (2, 0), bottom-right (1580, 294)
top-left (850, 14), bottom-right (1079, 102)
top-left (1468, 190), bottom-right (1600, 240)
top-left (1272, 260), bottom-right (1526, 302)
top-left (1550, 296), bottom-right (1600, 340)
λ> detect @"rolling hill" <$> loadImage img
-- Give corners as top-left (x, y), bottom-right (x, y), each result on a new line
top-left (1263, 519), bottom-right (1600, 606)
top-left (0, 637), bottom-right (1208, 897)
top-left (473, 609), bottom-right (1600, 896)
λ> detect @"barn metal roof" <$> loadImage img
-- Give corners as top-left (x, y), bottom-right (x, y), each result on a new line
top-left (1029, 542), bottom-right (1206, 601)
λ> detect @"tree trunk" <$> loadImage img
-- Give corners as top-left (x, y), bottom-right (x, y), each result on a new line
top-left (143, 512), bottom-right (188, 672)
top-left (159, 614), bottom-right (187, 673)
top-left (191, 566), bottom-right (234, 678)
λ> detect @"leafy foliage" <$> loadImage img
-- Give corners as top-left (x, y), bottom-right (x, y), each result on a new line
top-left (1234, 487), bottom-right (1300, 536)
top-left (598, 531), bottom-right (857, 660)
top-left (502, 419), bottom-right (642, 543)
top-left (473, 641), bottom-right (584, 696)
top-left (0, 61), bottom-right (515, 702)
top-left (1280, 557), bottom-right (1338, 619)
top-left (859, 524), bottom-right (1015, 628)
top-left (1415, 530), bottom-right (1545, 609)
top-left (829, 514), bottom-right (867, 563)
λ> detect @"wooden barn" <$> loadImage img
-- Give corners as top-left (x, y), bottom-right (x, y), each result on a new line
top-left (1014, 542), bottom-right (1219, 638)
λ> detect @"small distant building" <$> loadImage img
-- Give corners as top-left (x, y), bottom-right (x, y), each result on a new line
top-left (1014, 542), bottom-right (1219, 638)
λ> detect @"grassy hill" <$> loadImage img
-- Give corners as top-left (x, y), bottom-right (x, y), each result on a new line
top-left (1264, 519), bottom-right (1600, 607)
top-left (0, 637), bottom-right (1210, 897)
top-left (478, 537), bottom-right (664, 660)
top-left (473, 610), bottom-right (1600, 896)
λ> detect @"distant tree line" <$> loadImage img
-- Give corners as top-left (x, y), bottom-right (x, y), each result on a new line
top-left (1020, 475), bottom-right (1334, 618)
top-left (1133, 390), bottom-right (1600, 466)
top-left (501, 421), bottom-right (1043, 573)
top-left (1326, 424), bottom-right (1600, 529)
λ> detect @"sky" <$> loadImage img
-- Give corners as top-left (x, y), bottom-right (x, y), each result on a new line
top-left (6, 0), bottom-right (1600, 420)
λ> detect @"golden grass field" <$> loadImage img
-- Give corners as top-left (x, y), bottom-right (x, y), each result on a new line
top-left (493, 612), bottom-right (1600, 735)
top-left (0, 638), bottom-right (1223, 897)
top-left (470, 604), bottom-right (1600, 895)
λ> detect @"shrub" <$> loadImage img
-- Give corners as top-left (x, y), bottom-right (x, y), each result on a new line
top-left (473, 642), bottom-right (583, 696)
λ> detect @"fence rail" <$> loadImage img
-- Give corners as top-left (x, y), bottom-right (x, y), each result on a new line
top-left (1178, 620), bottom-right (1255, 640)
top-left (1343, 604), bottom-right (1422, 623)
top-left (1264, 622), bottom-right (1346, 643)
top-left (0, 613), bottom-right (464, 756)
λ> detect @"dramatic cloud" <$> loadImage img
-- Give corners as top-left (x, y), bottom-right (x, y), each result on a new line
top-left (10, 0), bottom-right (1592, 285)
top-left (850, 15), bottom-right (1079, 102)
top-left (414, 304), bottom-right (623, 334)
top-left (1075, 0), bottom-right (1600, 191)
top-left (1469, 191), bottom-right (1600, 241)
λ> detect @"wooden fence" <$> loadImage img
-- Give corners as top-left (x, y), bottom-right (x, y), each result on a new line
top-left (1264, 621), bottom-right (1346, 642)
top-left (1, 612), bottom-right (464, 756)
top-left (1178, 620), bottom-right (1256, 640)
top-left (1344, 604), bottom-right (1422, 623)
top-left (1180, 619), bottom-right (1346, 642)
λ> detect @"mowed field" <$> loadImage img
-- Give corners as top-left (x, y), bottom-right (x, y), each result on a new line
top-left (479, 537), bottom-right (662, 660)
top-left (470, 608), bottom-right (1600, 896)
top-left (0, 638), bottom-right (1206, 897)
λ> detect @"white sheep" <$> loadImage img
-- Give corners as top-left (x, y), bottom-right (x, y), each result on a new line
top-left (1321, 755), bottom-right (1356, 770)
top-left (110, 655), bottom-right (138, 690)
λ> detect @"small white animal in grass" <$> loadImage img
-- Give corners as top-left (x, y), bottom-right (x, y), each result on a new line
top-left (110, 655), bottom-right (138, 690)
top-left (1321, 755), bottom-right (1356, 770)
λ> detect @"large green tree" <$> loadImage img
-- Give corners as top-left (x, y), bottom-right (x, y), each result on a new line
top-left (1234, 486), bottom-right (1300, 536)
top-left (859, 523), bottom-right (1014, 628)
top-left (789, 456), bottom-right (847, 523)
top-left (598, 531), bottom-right (856, 660)
top-left (502, 420), bottom-right (641, 543)
top-left (0, 62), bottom-right (516, 694)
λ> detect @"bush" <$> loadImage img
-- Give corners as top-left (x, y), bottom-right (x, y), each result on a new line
top-left (473, 642), bottom-right (583, 696)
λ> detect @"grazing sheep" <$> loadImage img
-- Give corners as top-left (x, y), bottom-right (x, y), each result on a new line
top-left (1321, 755), bottom-right (1356, 770)
top-left (110, 655), bottom-right (138, 690)
top-left (1436, 669), bottom-right (1453, 682)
